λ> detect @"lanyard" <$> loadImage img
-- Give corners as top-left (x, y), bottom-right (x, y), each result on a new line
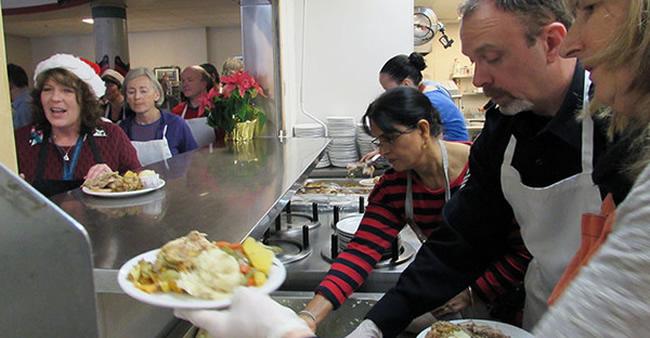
top-left (62, 136), bottom-right (84, 180)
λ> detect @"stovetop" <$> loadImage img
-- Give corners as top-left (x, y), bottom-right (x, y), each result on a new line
top-left (266, 198), bottom-right (422, 293)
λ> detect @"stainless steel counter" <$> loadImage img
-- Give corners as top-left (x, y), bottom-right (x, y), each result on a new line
top-left (50, 137), bottom-right (329, 292)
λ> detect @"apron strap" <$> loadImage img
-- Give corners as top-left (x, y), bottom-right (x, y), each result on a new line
top-left (86, 133), bottom-right (104, 163)
top-left (581, 72), bottom-right (594, 173)
top-left (181, 104), bottom-right (188, 119)
top-left (405, 171), bottom-right (428, 242)
top-left (437, 138), bottom-right (452, 202)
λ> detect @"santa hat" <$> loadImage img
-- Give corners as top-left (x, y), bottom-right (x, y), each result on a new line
top-left (34, 53), bottom-right (106, 98)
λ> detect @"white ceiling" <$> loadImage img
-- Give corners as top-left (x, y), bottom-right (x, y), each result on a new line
top-left (2, 0), bottom-right (241, 38)
top-left (1, 0), bottom-right (462, 39)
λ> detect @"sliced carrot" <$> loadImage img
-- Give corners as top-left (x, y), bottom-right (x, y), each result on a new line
top-left (247, 276), bottom-right (255, 286)
top-left (215, 241), bottom-right (230, 248)
top-left (240, 263), bottom-right (251, 274)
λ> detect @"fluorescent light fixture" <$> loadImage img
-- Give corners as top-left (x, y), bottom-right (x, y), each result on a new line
top-left (82, 18), bottom-right (94, 24)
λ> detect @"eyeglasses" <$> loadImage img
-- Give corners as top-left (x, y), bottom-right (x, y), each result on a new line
top-left (370, 128), bottom-right (416, 147)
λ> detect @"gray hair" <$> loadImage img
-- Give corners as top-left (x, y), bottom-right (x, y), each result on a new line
top-left (123, 67), bottom-right (165, 107)
top-left (459, 0), bottom-right (573, 46)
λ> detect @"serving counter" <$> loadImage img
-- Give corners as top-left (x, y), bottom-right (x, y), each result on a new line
top-left (51, 137), bottom-right (329, 292)
top-left (47, 137), bottom-right (327, 338)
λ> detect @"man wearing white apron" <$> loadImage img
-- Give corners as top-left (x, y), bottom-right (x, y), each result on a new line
top-left (500, 77), bottom-right (601, 328)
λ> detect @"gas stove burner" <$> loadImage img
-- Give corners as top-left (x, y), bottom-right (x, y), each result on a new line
top-left (264, 238), bottom-right (312, 264)
top-left (264, 222), bottom-right (313, 265)
top-left (276, 213), bottom-right (321, 233)
top-left (273, 201), bottom-right (322, 235)
top-left (320, 241), bottom-right (416, 268)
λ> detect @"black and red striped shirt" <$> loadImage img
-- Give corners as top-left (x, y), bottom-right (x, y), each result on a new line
top-left (316, 165), bottom-right (470, 308)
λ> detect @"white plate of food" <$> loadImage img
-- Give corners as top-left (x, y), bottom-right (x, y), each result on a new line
top-left (82, 179), bottom-right (165, 198)
top-left (117, 233), bottom-right (286, 309)
top-left (358, 177), bottom-right (380, 186)
top-left (416, 319), bottom-right (533, 338)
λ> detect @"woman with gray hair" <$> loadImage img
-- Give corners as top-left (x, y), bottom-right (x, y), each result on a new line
top-left (119, 67), bottom-right (197, 166)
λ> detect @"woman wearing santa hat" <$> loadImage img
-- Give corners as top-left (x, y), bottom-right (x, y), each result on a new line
top-left (14, 53), bottom-right (142, 197)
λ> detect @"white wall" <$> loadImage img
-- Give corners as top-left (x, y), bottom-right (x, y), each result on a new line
top-left (207, 26), bottom-right (242, 74)
top-left (280, 0), bottom-right (414, 133)
top-left (4, 34), bottom-right (33, 85)
top-left (129, 28), bottom-right (208, 70)
top-left (4, 27), bottom-right (242, 76)
top-left (30, 33), bottom-right (95, 70)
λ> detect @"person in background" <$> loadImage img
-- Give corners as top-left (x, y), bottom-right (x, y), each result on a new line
top-left (172, 65), bottom-right (215, 119)
top-left (534, 0), bottom-right (650, 335)
top-left (360, 53), bottom-right (470, 162)
top-left (100, 69), bottom-right (127, 123)
top-left (120, 67), bottom-right (197, 166)
top-left (199, 62), bottom-right (220, 88)
top-left (221, 56), bottom-right (244, 76)
top-left (380, 53), bottom-right (469, 142)
top-left (8, 63), bottom-right (33, 129)
top-left (300, 86), bottom-right (528, 336)
top-left (14, 54), bottom-right (141, 197)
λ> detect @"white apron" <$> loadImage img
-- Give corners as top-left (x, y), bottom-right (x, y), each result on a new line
top-left (500, 76), bottom-right (602, 329)
top-left (182, 104), bottom-right (215, 147)
top-left (186, 117), bottom-right (215, 148)
top-left (131, 125), bottom-right (173, 166)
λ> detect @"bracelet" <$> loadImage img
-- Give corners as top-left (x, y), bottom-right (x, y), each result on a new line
top-left (298, 310), bottom-right (317, 322)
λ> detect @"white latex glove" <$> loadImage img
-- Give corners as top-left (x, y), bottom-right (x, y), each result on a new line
top-left (345, 319), bottom-right (383, 338)
top-left (175, 287), bottom-right (312, 338)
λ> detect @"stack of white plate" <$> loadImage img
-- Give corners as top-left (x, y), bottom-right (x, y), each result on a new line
top-left (294, 123), bottom-right (330, 168)
top-left (356, 123), bottom-right (376, 156)
top-left (335, 215), bottom-right (394, 260)
top-left (335, 215), bottom-right (363, 252)
top-left (327, 117), bottom-right (358, 167)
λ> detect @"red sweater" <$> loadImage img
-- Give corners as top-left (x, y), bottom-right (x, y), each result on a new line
top-left (316, 164), bottom-right (530, 309)
top-left (172, 102), bottom-right (202, 119)
top-left (16, 121), bottom-right (142, 183)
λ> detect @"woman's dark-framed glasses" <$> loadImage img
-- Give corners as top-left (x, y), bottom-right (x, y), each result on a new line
top-left (370, 128), bottom-right (416, 147)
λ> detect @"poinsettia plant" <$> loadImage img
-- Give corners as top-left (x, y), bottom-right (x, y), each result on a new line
top-left (206, 71), bottom-right (267, 133)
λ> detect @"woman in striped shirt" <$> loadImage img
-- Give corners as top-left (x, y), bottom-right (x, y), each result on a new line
top-left (299, 87), bottom-right (531, 334)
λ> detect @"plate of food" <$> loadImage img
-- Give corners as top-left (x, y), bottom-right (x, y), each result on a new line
top-left (117, 231), bottom-right (286, 309)
top-left (359, 176), bottom-right (380, 186)
top-left (416, 319), bottom-right (533, 338)
top-left (82, 170), bottom-right (165, 198)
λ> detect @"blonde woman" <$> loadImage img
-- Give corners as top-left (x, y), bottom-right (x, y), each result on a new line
top-left (535, 0), bottom-right (650, 336)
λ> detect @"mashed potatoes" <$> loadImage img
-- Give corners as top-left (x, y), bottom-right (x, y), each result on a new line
top-left (176, 247), bottom-right (242, 299)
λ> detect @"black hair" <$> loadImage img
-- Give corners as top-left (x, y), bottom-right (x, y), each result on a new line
top-left (379, 52), bottom-right (427, 85)
top-left (200, 63), bottom-right (220, 85)
top-left (8, 63), bottom-right (28, 88)
top-left (362, 86), bottom-right (442, 137)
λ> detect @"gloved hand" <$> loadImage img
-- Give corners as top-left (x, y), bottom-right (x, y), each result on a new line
top-left (175, 287), bottom-right (313, 338)
top-left (345, 319), bottom-right (383, 338)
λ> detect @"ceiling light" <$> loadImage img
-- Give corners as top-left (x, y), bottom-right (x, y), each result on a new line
top-left (82, 18), bottom-right (94, 24)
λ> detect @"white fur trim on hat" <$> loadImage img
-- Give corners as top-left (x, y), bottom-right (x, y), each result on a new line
top-left (34, 53), bottom-right (106, 98)
top-left (101, 69), bottom-right (125, 86)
